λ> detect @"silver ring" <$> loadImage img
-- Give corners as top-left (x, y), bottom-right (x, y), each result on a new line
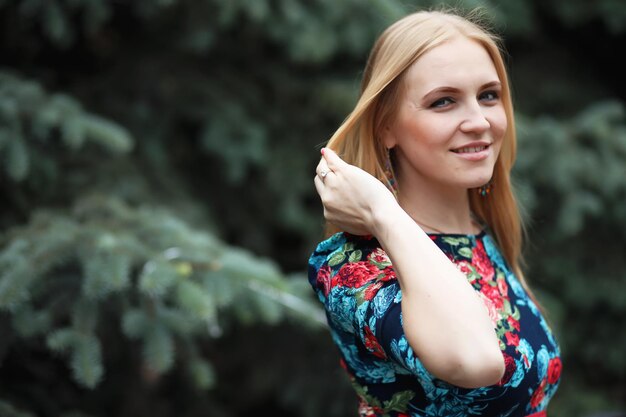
top-left (320, 170), bottom-right (329, 179)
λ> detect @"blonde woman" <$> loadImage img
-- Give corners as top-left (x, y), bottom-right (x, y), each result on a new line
top-left (309, 9), bottom-right (562, 417)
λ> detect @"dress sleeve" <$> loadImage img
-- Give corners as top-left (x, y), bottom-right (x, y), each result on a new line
top-left (308, 233), bottom-right (433, 381)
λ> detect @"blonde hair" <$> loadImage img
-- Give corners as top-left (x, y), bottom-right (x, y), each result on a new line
top-left (324, 9), bottom-right (532, 290)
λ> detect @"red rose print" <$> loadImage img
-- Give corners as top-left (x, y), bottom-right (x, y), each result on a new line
top-left (505, 331), bottom-right (520, 347)
top-left (364, 281), bottom-right (383, 301)
top-left (317, 265), bottom-right (332, 296)
top-left (530, 379), bottom-right (547, 408)
top-left (368, 248), bottom-right (390, 264)
top-left (547, 357), bottom-right (562, 384)
top-left (530, 388), bottom-right (545, 408)
top-left (364, 326), bottom-right (387, 359)
top-left (498, 353), bottom-right (516, 386)
top-left (457, 260), bottom-right (472, 275)
top-left (480, 284), bottom-right (504, 310)
top-left (380, 266), bottom-right (396, 281)
top-left (358, 400), bottom-right (378, 417)
top-left (477, 291), bottom-right (501, 325)
top-left (507, 316), bottom-right (521, 331)
top-left (481, 284), bottom-right (500, 301)
top-left (358, 399), bottom-right (384, 416)
top-left (497, 277), bottom-right (508, 295)
top-left (337, 261), bottom-right (380, 288)
top-left (472, 240), bottom-right (495, 281)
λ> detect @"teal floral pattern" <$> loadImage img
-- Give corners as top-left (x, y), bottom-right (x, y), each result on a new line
top-left (308, 231), bottom-right (561, 417)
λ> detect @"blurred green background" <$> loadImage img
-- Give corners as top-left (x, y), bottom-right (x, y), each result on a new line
top-left (0, 0), bottom-right (624, 416)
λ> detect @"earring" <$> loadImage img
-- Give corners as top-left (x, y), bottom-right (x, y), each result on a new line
top-left (384, 147), bottom-right (399, 199)
top-left (478, 180), bottom-right (493, 197)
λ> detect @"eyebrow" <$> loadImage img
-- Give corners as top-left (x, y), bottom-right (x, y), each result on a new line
top-left (422, 81), bottom-right (502, 101)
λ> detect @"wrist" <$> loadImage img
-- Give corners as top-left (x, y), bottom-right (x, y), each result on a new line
top-left (370, 197), bottom-right (402, 238)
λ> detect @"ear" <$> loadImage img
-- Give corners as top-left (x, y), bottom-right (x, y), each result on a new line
top-left (380, 125), bottom-right (397, 149)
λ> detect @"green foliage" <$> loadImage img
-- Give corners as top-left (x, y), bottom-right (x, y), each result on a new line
top-left (0, 195), bottom-right (325, 415)
top-left (0, 72), bottom-right (132, 182)
top-left (0, 400), bottom-right (36, 417)
top-left (187, 357), bottom-right (216, 390)
top-left (516, 101), bottom-right (626, 233)
top-left (515, 100), bottom-right (626, 412)
top-left (543, 0), bottom-right (626, 33)
top-left (15, 0), bottom-right (110, 48)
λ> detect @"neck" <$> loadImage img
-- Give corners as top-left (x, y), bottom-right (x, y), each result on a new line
top-left (397, 180), bottom-right (479, 235)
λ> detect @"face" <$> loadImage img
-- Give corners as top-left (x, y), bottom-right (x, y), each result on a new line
top-left (382, 36), bottom-right (507, 196)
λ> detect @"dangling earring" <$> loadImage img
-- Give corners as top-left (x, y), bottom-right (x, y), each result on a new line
top-left (384, 147), bottom-right (399, 199)
top-left (478, 180), bottom-right (493, 197)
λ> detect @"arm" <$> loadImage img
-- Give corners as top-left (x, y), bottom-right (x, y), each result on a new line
top-left (315, 148), bottom-right (504, 388)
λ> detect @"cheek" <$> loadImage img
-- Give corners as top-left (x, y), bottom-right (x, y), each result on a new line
top-left (491, 108), bottom-right (508, 141)
top-left (490, 111), bottom-right (507, 159)
top-left (398, 119), bottom-right (454, 153)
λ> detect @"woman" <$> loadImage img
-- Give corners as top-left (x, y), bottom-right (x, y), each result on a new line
top-left (308, 9), bottom-right (562, 417)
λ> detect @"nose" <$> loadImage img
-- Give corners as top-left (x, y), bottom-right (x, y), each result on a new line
top-left (459, 101), bottom-right (490, 134)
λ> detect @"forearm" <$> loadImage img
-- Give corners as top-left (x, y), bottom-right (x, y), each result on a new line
top-left (372, 202), bottom-right (504, 388)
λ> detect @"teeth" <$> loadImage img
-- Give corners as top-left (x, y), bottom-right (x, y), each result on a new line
top-left (453, 146), bottom-right (487, 154)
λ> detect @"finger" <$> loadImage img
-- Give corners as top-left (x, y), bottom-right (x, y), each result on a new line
top-left (321, 147), bottom-right (347, 171)
top-left (314, 174), bottom-right (325, 197)
top-left (316, 158), bottom-right (331, 178)
top-left (316, 161), bottom-right (334, 183)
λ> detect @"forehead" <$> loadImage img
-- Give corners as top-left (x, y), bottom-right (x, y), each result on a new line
top-left (404, 37), bottom-right (499, 92)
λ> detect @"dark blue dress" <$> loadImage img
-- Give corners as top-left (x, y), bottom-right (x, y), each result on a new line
top-left (308, 231), bottom-right (561, 417)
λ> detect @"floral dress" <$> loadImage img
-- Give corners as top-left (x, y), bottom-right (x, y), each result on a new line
top-left (308, 231), bottom-right (561, 417)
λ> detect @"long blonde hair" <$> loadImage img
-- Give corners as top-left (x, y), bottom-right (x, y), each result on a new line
top-left (324, 9), bottom-right (530, 286)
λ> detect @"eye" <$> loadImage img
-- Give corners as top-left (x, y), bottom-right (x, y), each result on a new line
top-left (430, 97), bottom-right (455, 108)
top-left (479, 90), bottom-right (500, 102)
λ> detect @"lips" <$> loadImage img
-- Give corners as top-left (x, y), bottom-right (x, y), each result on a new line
top-left (450, 142), bottom-right (492, 161)
top-left (451, 143), bottom-right (491, 154)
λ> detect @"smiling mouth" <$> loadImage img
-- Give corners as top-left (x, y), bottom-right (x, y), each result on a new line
top-left (451, 145), bottom-right (489, 154)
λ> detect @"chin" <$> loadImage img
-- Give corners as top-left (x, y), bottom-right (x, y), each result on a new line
top-left (473, 170), bottom-right (496, 187)
top-left (450, 169), bottom-right (495, 190)
top-left (464, 177), bottom-right (493, 190)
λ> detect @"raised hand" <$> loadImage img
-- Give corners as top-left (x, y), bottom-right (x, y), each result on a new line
top-left (314, 147), bottom-right (397, 236)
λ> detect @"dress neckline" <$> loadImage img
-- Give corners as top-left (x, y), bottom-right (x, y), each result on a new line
top-left (426, 229), bottom-right (487, 239)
